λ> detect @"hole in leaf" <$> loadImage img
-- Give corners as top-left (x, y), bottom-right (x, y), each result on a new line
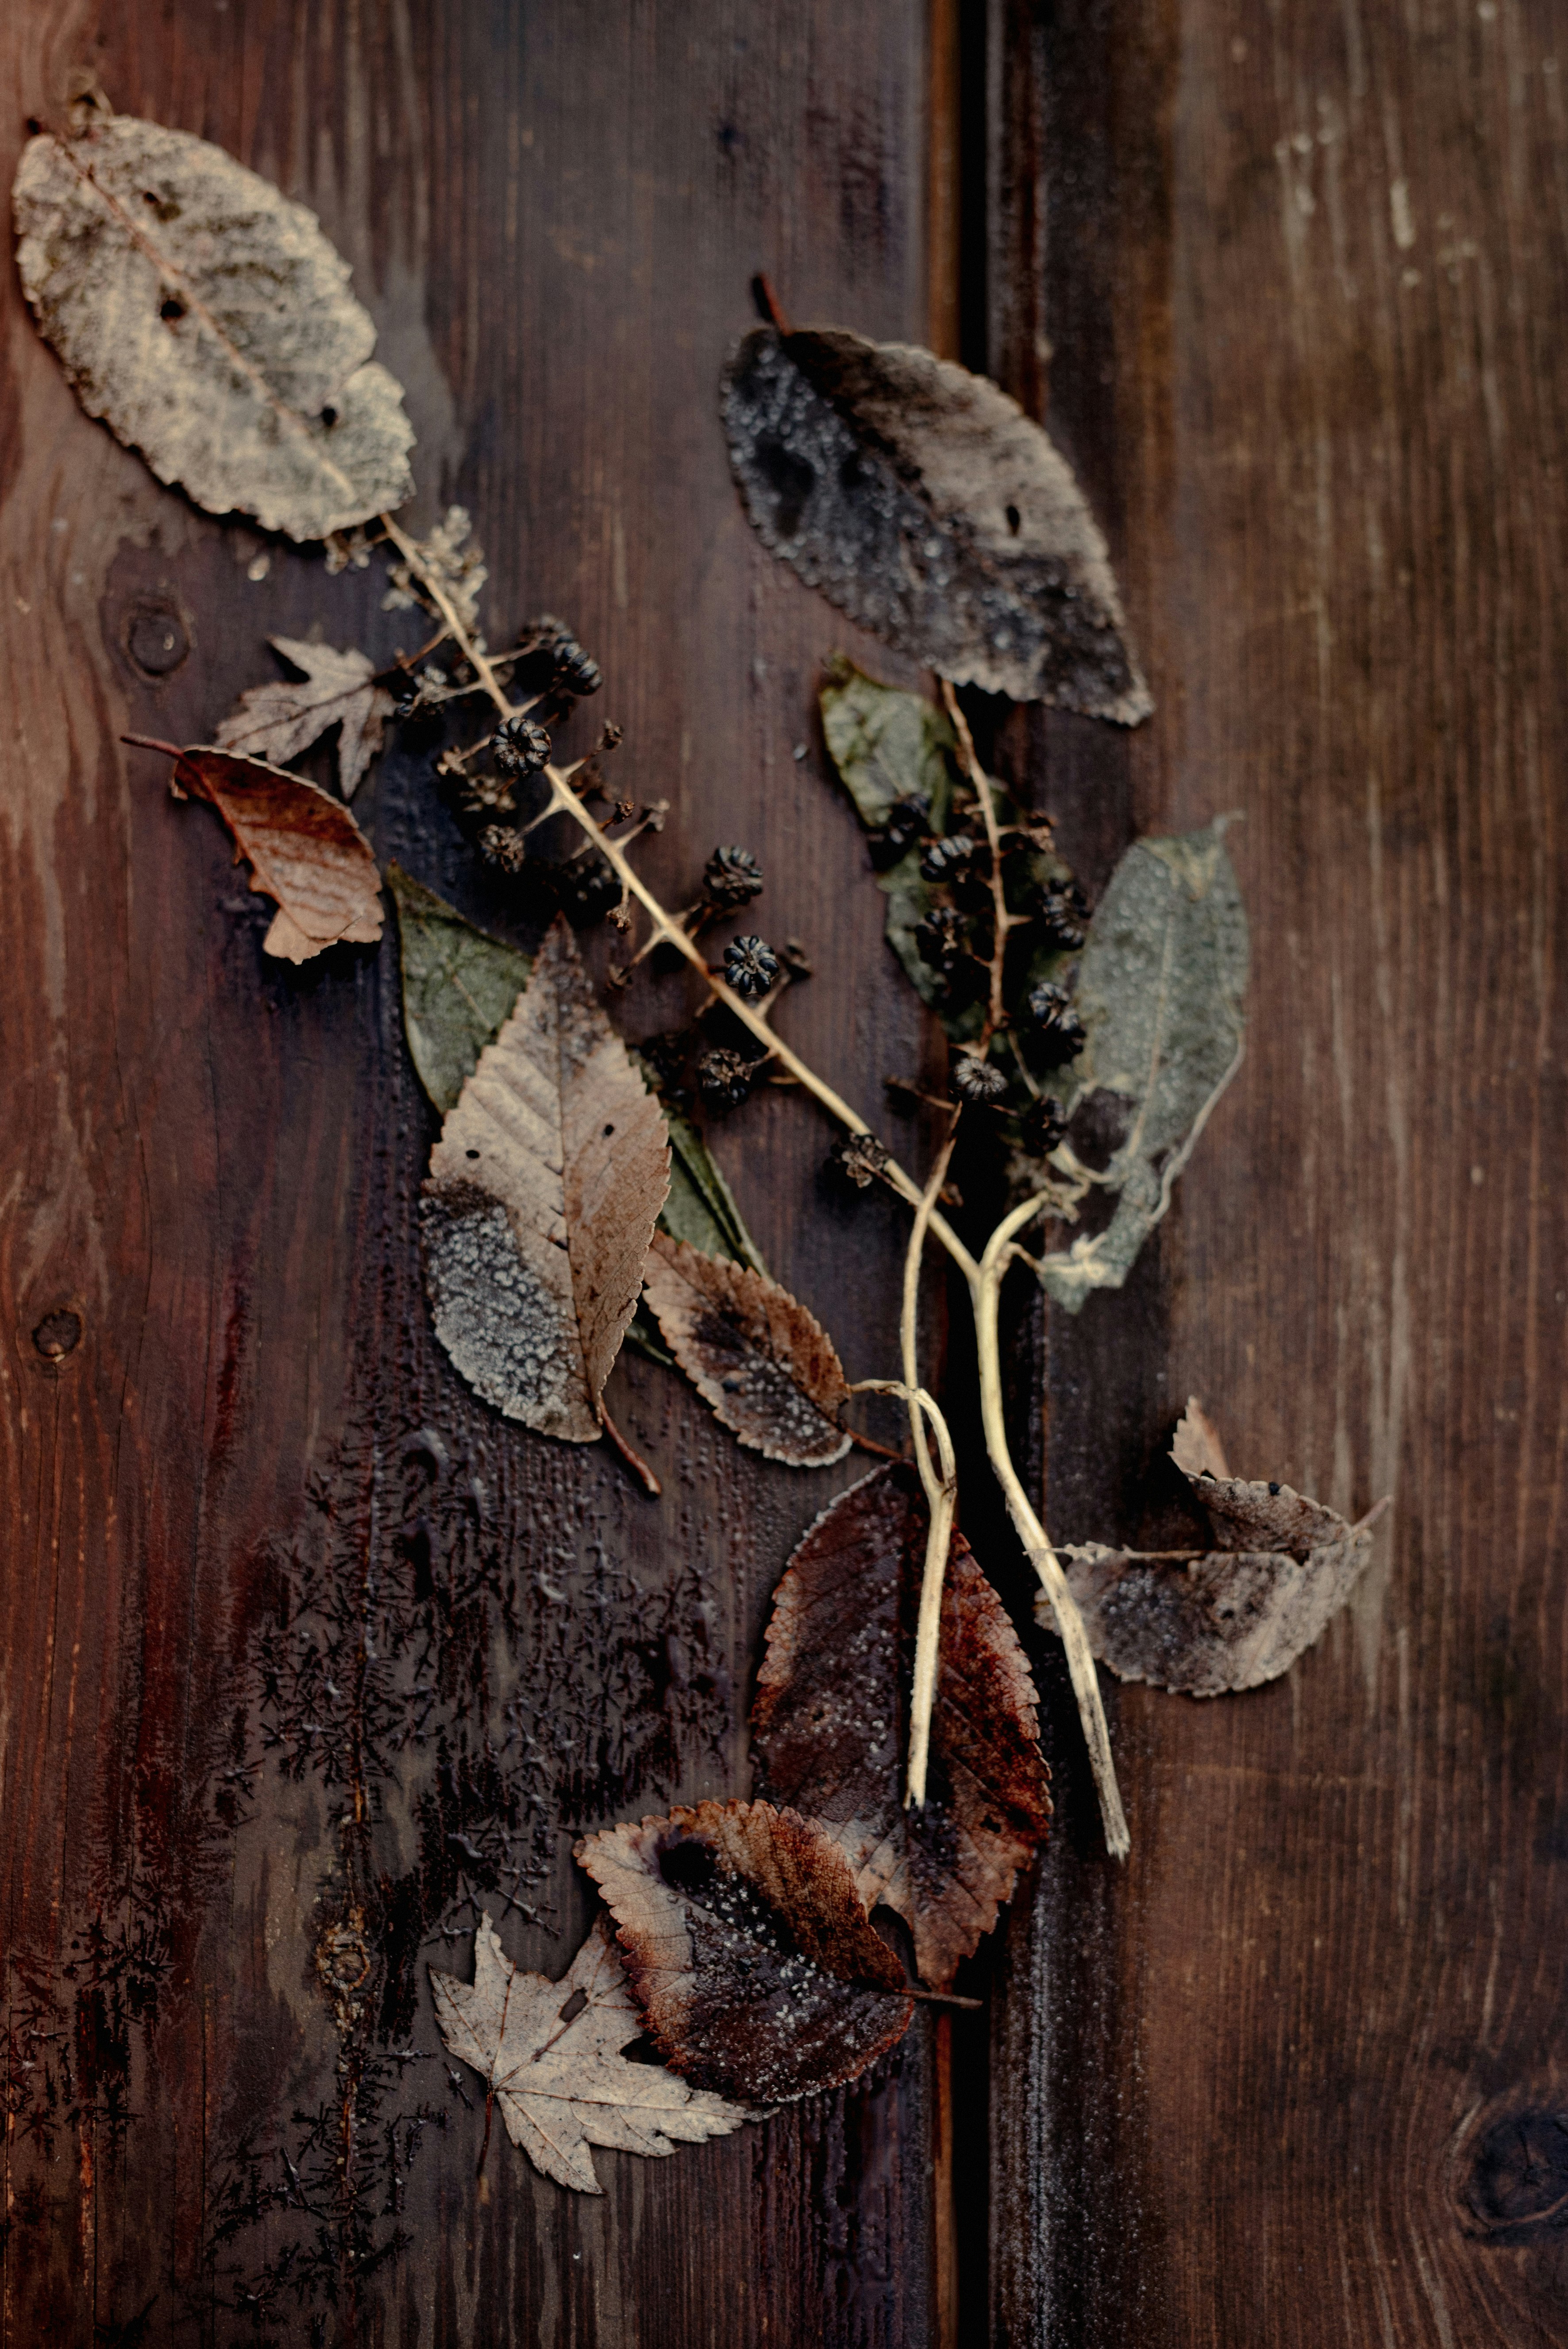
top-left (556, 1987), bottom-right (588, 2026)
top-left (160, 297), bottom-right (185, 322)
top-left (465, 1149), bottom-right (481, 1160)
top-left (658, 1836), bottom-right (717, 1896)
top-left (619, 2033), bottom-right (664, 2067)
top-left (1005, 503), bottom-right (1021, 535)
top-left (603, 1123), bottom-right (615, 1137)
top-left (320, 405), bottom-right (338, 428)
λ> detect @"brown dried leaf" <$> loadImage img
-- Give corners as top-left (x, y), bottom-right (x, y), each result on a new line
top-left (639, 1233), bottom-right (851, 1466)
top-left (215, 637), bottom-right (393, 798)
top-left (1055, 1405), bottom-right (1390, 1696)
top-left (168, 746), bottom-right (382, 961)
top-left (428, 1912), bottom-right (751, 2196)
top-left (422, 916), bottom-right (669, 1439)
top-left (723, 325), bottom-right (1150, 721)
top-left (576, 1798), bottom-right (913, 2106)
top-left (14, 116), bottom-right (414, 540)
top-left (753, 1465), bottom-right (1051, 1989)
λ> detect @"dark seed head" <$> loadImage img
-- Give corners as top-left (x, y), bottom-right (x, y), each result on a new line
top-left (554, 852), bottom-right (621, 924)
top-left (703, 845), bottom-right (765, 908)
top-left (871, 794), bottom-right (931, 868)
top-left (914, 905), bottom-right (968, 974)
top-left (553, 641), bottom-right (603, 697)
top-left (1026, 982), bottom-right (1086, 1067)
top-left (723, 934), bottom-right (779, 998)
top-left (494, 714), bottom-right (551, 775)
top-left (920, 832), bottom-right (975, 884)
top-left (697, 1048), bottom-right (756, 1108)
top-left (828, 1131), bottom-right (890, 1190)
top-left (1020, 1094), bottom-right (1067, 1154)
top-left (1038, 885), bottom-right (1089, 951)
top-left (952, 1053), bottom-right (1009, 1104)
top-left (478, 823), bottom-right (527, 872)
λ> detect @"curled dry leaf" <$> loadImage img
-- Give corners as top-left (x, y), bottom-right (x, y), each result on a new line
top-left (422, 916), bottom-right (669, 1440)
top-left (14, 115), bottom-right (414, 539)
top-left (723, 325), bottom-right (1150, 721)
top-left (215, 637), bottom-right (394, 798)
top-left (429, 1913), bottom-right (750, 2195)
top-left (1055, 1402), bottom-right (1391, 1696)
top-left (167, 746), bottom-right (382, 961)
top-left (385, 866), bottom-right (532, 1116)
top-left (753, 1464), bottom-right (1051, 1989)
top-left (640, 1233), bottom-right (851, 1467)
top-left (577, 1799), bottom-right (913, 2106)
top-left (1040, 817), bottom-right (1249, 1311)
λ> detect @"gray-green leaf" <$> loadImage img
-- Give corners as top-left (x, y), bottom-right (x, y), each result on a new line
top-left (1039, 817), bottom-right (1248, 1312)
top-left (387, 867), bottom-right (532, 1115)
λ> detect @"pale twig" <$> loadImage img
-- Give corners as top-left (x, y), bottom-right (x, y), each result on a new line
top-left (940, 679), bottom-right (1026, 1048)
top-left (897, 1117), bottom-right (960, 1806)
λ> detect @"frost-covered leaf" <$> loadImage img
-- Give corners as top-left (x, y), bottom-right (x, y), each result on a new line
top-left (386, 867), bottom-right (532, 1115)
top-left (421, 917), bottom-right (669, 1440)
top-left (166, 746), bottom-right (382, 961)
top-left (15, 115), bottom-right (414, 538)
top-left (1039, 817), bottom-right (1248, 1311)
top-left (577, 1799), bottom-right (913, 2106)
top-left (1054, 1403), bottom-right (1390, 1695)
top-left (382, 505), bottom-right (486, 636)
top-left (429, 1913), bottom-right (750, 2196)
top-left (640, 1234), bottom-right (851, 1466)
top-left (753, 1465), bottom-right (1052, 1989)
top-left (215, 637), bottom-right (393, 798)
top-left (724, 326), bottom-right (1150, 720)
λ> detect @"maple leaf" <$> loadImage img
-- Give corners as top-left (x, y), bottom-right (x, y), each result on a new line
top-left (577, 1799), bottom-right (913, 2106)
top-left (421, 915), bottom-right (670, 1440)
top-left (428, 1913), bottom-right (750, 2195)
top-left (1056, 1400), bottom-right (1392, 1696)
top-left (164, 745), bottom-right (383, 961)
top-left (753, 1464), bottom-right (1052, 1989)
top-left (14, 115), bottom-right (413, 539)
top-left (215, 637), bottom-right (394, 799)
top-left (639, 1233), bottom-right (851, 1466)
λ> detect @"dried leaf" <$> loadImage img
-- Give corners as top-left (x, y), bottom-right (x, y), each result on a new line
top-left (1039, 817), bottom-right (1248, 1311)
top-left (215, 637), bottom-right (394, 798)
top-left (428, 1913), bottom-right (750, 2195)
top-left (168, 746), bottom-right (382, 961)
top-left (1056, 1408), bottom-right (1389, 1696)
top-left (724, 326), bottom-right (1150, 721)
top-left (386, 866), bottom-right (532, 1116)
top-left (421, 916), bottom-right (669, 1440)
top-left (577, 1799), bottom-right (913, 2106)
top-left (15, 116), bottom-right (414, 540)
top-left (818, 656), bottom-right (957, 832)
top-left (640, 1234), bottom-right (851, 1466)
top-left (626, 1063), bottom-right (767, 1273)
top-left (753, 1465), bottom-right (1052, 1988)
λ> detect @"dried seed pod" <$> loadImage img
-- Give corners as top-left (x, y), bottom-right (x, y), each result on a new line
top-left (952, 1052), bottom-right (1008, 1104)
top-left (554, 852), bottom-right (621, 925)
top-left (458, 769), bottom-right (516, 814)
top-left (703, 845), bottom-right (765, 907)
top-left (1025, 981), bottom-right (1086, 1068)
top-left (553, 640), bottom-right (603, 697)
top-left (697, 1047), bottom-right (758, 1107)
top-left (494, 714), bottom-right (551, 776)
top-left (870, 793), bottom-right (930, 869)
top-left (723, 935), bottom-right (780, 998)
top-left (1020, 1094), bottom-right (1067, 1154)
top-left (914, 904), bottom-right (968, 973)
top-left (919, 832), bottom-right (975, 884)
top-left (478, 823), bottom-right (527, 872)
top-left (828, 1131), bottom-right (890, 1190)
top-left (1038, 885), bottom-right (1088, 951)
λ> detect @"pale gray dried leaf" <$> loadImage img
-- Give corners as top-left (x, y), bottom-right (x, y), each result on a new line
top-left (1040, 817), bottom-right (1248, 1311)
top-left (422, 916), bottom-right (669, 1440)
top-left (15, 117), bottom-right (414, 540)
top-left (429, 1912), bottom-right (750, 2196)
top-left (215, 637), bottom-right (393, 798)
top-left (724, 327), bottom-right (1150, 720)
top-left (386, 866), bottom-right (532, 1115)
top-left (382, 505), bottom-right (487, 636)
top-left (640, 1234), bottom-right (851, 1466)
top-left (1052, 1408), bottom-right (1389, 1695)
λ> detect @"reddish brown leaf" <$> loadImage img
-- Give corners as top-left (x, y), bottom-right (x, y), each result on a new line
top-left (752, 1464), bottom-right (1052, 1989)
top-left (170, 745), bottom-right (382, 961)
top-left (640, 1232), bottom-right (851, 1466)
top-left (576, 1798), bottom-right (913, 2105)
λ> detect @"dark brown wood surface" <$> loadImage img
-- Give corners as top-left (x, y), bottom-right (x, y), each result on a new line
top-left (2, 2), bottom-right (1565, 2346)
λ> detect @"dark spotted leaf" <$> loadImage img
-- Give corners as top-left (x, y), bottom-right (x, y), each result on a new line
top-left (640, 1233), bottom-right (851, 1466)
top-left (753, 1464), bottom-right (1052, 1988)
top-left (724, 325), bottom-right (1150, 721)
top-left (1055, 1401), bottom-right (1391, 1695)
top-left (576, 1799), bottom-right (913, 2105)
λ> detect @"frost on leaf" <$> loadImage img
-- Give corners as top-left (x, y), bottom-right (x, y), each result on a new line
top-left (386, 867), bottom-right (532, 1115)
top-left (421, 916), bottom-right (669, 1440)
top-left (1038, 817), bottom-right (1249, 1312)
top-left (14, 115), bottom-right (414, 539)
top-left (167, 747), bottom-right (382, 961)
top-left (1054, 1400), bottom-right (1391, 1696)
top-left (215, 637), bottom-right (393, 798)
top-left (428, 1913), bottom-right (751, 2195)
top-left (723, 326), bottom-right (1150, 721)
top-left (640, 1234), bottom-right (851, 1467)
top-left (577, 1799), bottom-right (913, 2106)
top-left (753, 1465), bottom-right (1051, 1989)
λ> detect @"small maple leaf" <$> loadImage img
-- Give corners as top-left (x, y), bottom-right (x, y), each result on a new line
top-left (429, 1913), bottom-right (751, 2195)
top-left (215, 636), bottom-right (394, 798)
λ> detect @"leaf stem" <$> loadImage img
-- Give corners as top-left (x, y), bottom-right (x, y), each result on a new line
top-left (897, 1117), bottom-right (960, 1807)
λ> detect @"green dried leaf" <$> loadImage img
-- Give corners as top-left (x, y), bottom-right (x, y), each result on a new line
top-left (631, 1070), bottom-right (767, 1274)
top-left (819, 656), bottom-right (956, 829)
top-left (386, 867), bottom-right (532, 1115)
top-left (1039, 816), bottom-right (1248, 1312)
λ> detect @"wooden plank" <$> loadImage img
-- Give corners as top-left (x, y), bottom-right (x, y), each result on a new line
top-left (990, 1), bottom-right (1568, 2342)
top-left (0, 7), bottom-right (953, 2342)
